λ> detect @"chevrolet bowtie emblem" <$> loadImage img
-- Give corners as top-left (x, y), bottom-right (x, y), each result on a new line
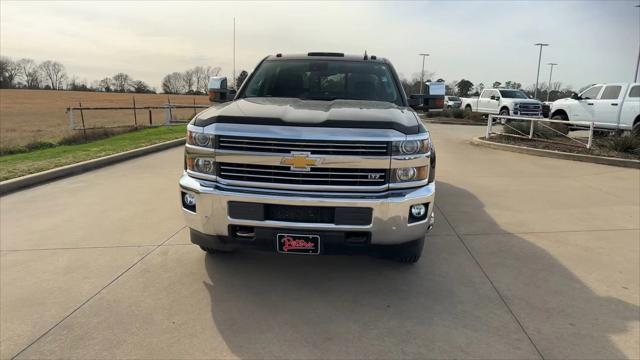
top-left (281, 152), bottom-right (322, 171)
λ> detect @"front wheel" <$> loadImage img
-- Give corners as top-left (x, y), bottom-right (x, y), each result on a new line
top-left (393, 238), bottom-right (425, 264)
top-left (498, 108), bottom-right (510, 124)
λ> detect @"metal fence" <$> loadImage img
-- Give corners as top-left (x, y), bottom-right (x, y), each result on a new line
top-left (485, 114), bottom-right (613, 149)
top-left (65, 99), bottom-right (209, 138)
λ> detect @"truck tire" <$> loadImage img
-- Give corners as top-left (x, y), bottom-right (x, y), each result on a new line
top-left (199, 246), bottom-right (231, 255)
top-left (393, 238), bottom-right (425, 264)
top-left (633, 117), bottom-right (640, 137)
top-left (464, 105), bottom-right (472, 113)
top-left (499, 108), bottom-right (510, 116)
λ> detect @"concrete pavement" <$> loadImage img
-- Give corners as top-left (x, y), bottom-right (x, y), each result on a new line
top-left (1, 124), bottom-right (638, 359)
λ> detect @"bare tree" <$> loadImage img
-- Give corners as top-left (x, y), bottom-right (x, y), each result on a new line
top-left (18, 58), bottom-right (42, 88)
top-left (446, 80), bottom-right (459, 96)
top-left (549, 81), bottom-right (562, 91)
top-left (162, 72), bottom-right (185, 94)
top-left (40, 60), bottom-right (67, 90)
top-left (181, 69), bottom-right (196, 93)
top-left (0, 56), bottom-right (21, 88)
top-left (112, 73), bottom-right (131, 92)
top-left (97, 77), bottom-right (114, 92)
top-left (131, 80), bottom-right (153, 93)
top-left (192, 66), bottom-right (207, 94)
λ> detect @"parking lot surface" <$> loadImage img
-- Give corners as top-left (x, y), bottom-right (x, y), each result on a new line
top-left (1, 124), bottom-right (639, 359)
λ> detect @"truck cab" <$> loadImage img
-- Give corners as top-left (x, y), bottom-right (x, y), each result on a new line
top-left (550, 83), bottom-right (640, 131)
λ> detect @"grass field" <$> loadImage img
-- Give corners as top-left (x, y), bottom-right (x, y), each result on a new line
top-left (0, 89), bottom-right (209, 149)
top-left (0, 125), bottom-right (186, 181)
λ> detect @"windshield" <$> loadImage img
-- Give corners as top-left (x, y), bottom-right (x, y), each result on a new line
top-left (242, 60), bottom-right (402, 105)
top-left (499, 90), bottom-right (528, 99)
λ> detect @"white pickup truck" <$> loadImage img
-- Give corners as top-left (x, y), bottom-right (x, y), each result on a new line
top-left (461, 88), bottom-right (543, 117)
top-left (549, 83), bottom-right (640, 131)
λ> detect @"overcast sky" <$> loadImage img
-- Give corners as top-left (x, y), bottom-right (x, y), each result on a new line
top-left (1, 0), bottom-right (638, 91)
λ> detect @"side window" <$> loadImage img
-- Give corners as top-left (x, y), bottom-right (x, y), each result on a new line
top-left (628, 85), bottom-right (640, 98)
top-left (600, 85), bottom-right (622, 100)
top-left (581, 86), bottom-right (602, 100)
top-left (480, 91), bottom-right (490, 98)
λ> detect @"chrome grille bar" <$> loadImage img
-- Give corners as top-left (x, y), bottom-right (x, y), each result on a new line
top-left (218, 163), bottom-right (388, 187)
top-left (218, 135), bottom-right (390, 156)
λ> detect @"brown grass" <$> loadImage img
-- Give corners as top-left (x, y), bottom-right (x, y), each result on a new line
top-left (0, 89), bottom-right (210, 148)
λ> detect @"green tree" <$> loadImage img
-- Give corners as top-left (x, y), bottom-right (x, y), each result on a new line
top-left (236, 70), bottom-right (248, 89)
top-left (456, 79), bottom-right (474, 97)
top-left (504, 81), bottom-right (522, 89)
top-left (492, 81), bottom-right (502, 88)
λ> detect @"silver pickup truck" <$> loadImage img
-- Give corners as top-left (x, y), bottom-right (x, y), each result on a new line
top-left (179, 52), bottom-right (436, 263)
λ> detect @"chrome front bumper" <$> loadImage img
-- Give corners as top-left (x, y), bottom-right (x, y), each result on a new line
top-left (179, 173), bottom-right (435, 245)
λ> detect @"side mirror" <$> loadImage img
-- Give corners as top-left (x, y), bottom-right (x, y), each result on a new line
top-left (408, 97), bottom-right (420, 108)
top-left (490, 95), bottom-right (497, 100)
top-left (208, 76), bottom-right (231, 103)
top-left (570, 92), bottom-right (581, 100)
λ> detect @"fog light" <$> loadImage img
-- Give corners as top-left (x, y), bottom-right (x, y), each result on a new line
top-left (396, 167), bottom-right (417, 182)
top-left (411, 204), bottom-right (426, 218)
top-left (183, 193), bottom-right (196, 206)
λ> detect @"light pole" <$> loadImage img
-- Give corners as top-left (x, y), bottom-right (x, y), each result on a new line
top-left (233, 17), bottom-right (236, 89)
top-left (546, 62), bottom-right (557, 102)
top-left (419, 53), bottom-right (429, 95)
top-left (534, 43), bottom-right (549, 100)
top-left (635, 5), bottom-right (640, 82)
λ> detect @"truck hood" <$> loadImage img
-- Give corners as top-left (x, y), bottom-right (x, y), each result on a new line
top-left (192, 98), bottom-right (423, 135)
top-left (508, 99), bottom-right (542, 105)
top-left (552, 98), bottom-right (577, 105)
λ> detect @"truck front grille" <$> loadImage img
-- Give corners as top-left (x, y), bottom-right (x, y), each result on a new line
top-left (218, 163), bottom-right (388, 187)
top-left (217, 136), bottom-right (390, 156)
top-left (517, 104), bottom-right (542, 116)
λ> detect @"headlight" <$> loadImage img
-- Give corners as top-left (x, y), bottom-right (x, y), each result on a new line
top-left (513, 103), bottom-right (520, 109)
top-left (187, 130), bottom-right (215, 148)
top-left (392, 136), bottom-right (431, 156)
top-left (186, 156), bottom-right (216, 175)
top-left (391, 166), bottom-right (427, 183)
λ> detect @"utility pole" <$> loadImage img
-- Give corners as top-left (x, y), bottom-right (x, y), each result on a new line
top-left (635, 5), bottom-right (640, 82)
top-left (534, 43), bottom-right (549, 100)
top-left (546, 63), bottom-right (557, 102)
top-left (419, 53), bottom-right (429, 95)
top-left (233, 17), bottom-right (236, 89)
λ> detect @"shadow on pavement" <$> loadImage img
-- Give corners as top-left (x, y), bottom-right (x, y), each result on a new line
top-left (203, 182), bottom-right (638, 359)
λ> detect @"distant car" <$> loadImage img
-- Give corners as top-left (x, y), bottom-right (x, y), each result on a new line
top-left (549, 83), bottom-right (640, 131)
top-left (444, 96), bottom-right (462, 109)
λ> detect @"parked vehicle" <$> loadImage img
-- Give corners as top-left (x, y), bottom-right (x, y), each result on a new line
top-left (408, 81), bottom-right (445, 111)
top-left (460, 89), bottom-right (543, 117)
top-left (180, 52), bottom-right (436, 263)
top-left (444, 96), bottom-right (462, 109)
top-left (549, 83), bottom-right (640, 131)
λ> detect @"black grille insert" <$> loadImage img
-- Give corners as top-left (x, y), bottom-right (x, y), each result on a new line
top-left (218, 136), bottom-right (390, 156)
top-left (228, 202), bottom-right (373, 225)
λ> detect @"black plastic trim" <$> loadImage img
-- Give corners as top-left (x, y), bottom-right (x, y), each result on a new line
top-left (194, 115), bottom-right (420, 134)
